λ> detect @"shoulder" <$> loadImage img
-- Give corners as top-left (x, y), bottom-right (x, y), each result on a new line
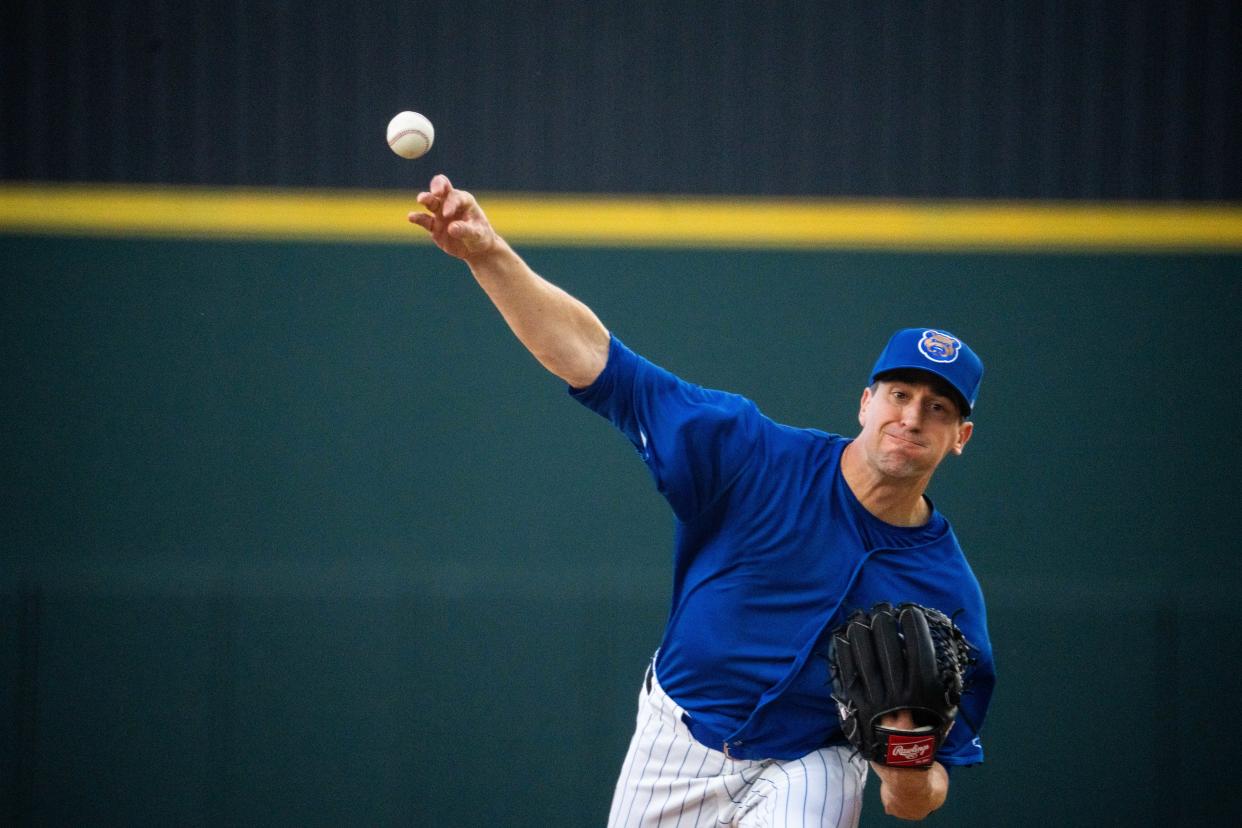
top-left (573, 336), bottom-right (744, 404)
top-left (760, 423), bottom-right (848, 462)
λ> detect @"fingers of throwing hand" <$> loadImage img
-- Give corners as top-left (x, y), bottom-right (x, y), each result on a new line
top-left (445, 219), bottom-right (475, 241)
top-left (430, 173), bottom-right (452, 196)
top-left (442, 188), bottom-right (475, 220)
top-left (416, 191), bottom-right (442, 213)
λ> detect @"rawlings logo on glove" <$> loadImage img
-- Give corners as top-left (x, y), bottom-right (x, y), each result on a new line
top-left (886, 735), bottom-right (935, 765)
top-left (828, 602), bottom-right (975, 769)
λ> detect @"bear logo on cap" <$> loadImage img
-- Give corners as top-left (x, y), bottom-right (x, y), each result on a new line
top-left (918, 330), bottom-right (961, 363)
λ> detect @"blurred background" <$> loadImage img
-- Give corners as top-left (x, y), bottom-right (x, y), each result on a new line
top-left (2, 1), bottom-right (1239, 825)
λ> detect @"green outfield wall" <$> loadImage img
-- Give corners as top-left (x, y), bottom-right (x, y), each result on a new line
top-left (3, 235), bottom-right (1238, 825)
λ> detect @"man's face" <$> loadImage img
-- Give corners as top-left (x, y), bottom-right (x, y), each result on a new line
top-left (856, 375), bottom-right (974, 480)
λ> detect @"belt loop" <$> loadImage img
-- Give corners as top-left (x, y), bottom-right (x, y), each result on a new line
top-left (644, 663), bottom-right (653, 694)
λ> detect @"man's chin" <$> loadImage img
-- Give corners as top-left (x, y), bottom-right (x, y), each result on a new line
top-left (874, 452), bottom-right (932, 480)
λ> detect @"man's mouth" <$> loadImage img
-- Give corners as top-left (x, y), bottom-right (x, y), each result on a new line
top-left (883, 431), bottom-right (927, 448)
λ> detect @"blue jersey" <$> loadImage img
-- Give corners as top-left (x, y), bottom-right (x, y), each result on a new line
top-left (571, 336), bottom-right (995, 764)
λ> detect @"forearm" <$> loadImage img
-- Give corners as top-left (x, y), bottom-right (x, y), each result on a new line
top-left (870, 761), bottom-right (949, 821)
top-left (410, 174), bottom-right (610, 386)
top-left (466, 237), bottom-right (610, 388)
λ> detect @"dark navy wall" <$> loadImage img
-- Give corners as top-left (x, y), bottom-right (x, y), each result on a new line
top-left (2, 0), bottom-right (1238, 198)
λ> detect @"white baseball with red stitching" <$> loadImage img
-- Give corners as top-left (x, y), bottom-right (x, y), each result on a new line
top-left (386, 111), bottom-right (434, 159)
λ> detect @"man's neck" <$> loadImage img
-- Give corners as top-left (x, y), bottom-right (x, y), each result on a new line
top-left (840, 441), bottom-right (932, 527)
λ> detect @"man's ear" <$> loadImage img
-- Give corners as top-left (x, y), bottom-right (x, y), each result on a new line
top-left (952, 421), bottom-right (974, 455)
top-left (858, 386), bottom-right (873, 428)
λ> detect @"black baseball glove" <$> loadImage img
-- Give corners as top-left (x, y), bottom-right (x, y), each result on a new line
top-left (829, 602), bottom-right (974, 768)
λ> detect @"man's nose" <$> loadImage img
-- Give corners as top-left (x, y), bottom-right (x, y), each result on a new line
top-left (900, 403), bottom-right (923, 428)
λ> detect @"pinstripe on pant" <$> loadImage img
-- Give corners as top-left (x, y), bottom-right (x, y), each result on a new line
top-left (608, 668), bottom-right (867, 828)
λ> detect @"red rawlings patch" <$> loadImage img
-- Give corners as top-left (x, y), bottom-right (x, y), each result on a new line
top-left (885, 734), bottom-right (936, 767)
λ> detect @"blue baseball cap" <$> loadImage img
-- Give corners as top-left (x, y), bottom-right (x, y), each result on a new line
top-left (870, 328), bottom-right (983, 416)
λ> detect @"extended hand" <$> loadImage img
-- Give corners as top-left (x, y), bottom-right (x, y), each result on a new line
top-left (409, 174), bottom-right (498, 260)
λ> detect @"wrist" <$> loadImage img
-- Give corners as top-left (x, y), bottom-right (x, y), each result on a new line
top-left (873, 762), bottom-right (933, 790)
top-left (462, 231), bottom-right (506, 266)
top-left (872, 760), bottom-right (948, 819)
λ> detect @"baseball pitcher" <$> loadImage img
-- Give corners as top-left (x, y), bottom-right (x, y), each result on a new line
top-left (410, 175), bottom-right (996, 826)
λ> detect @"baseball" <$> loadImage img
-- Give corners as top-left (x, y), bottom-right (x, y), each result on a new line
top-left (386, 111), bottom-right (434, 159)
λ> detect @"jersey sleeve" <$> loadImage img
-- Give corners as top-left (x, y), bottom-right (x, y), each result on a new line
top-left (569, 335), bottom-right (764, 522)
top-left (937, 624), bottom-right (996, 767)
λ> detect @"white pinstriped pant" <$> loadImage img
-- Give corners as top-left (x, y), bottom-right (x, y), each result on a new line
top-left (608, 667), bottom-right (867, 828)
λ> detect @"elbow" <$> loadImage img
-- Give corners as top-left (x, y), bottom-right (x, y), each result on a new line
top-left (539, 347), bottom-right (605, 389)
top-left (537, 331), bottom-right (609, 388)
top-left (559, 349), bottom-right (608, 389)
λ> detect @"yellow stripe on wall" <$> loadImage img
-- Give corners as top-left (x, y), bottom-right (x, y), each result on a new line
top-left (2, 183), bottom-right (1241, 251)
